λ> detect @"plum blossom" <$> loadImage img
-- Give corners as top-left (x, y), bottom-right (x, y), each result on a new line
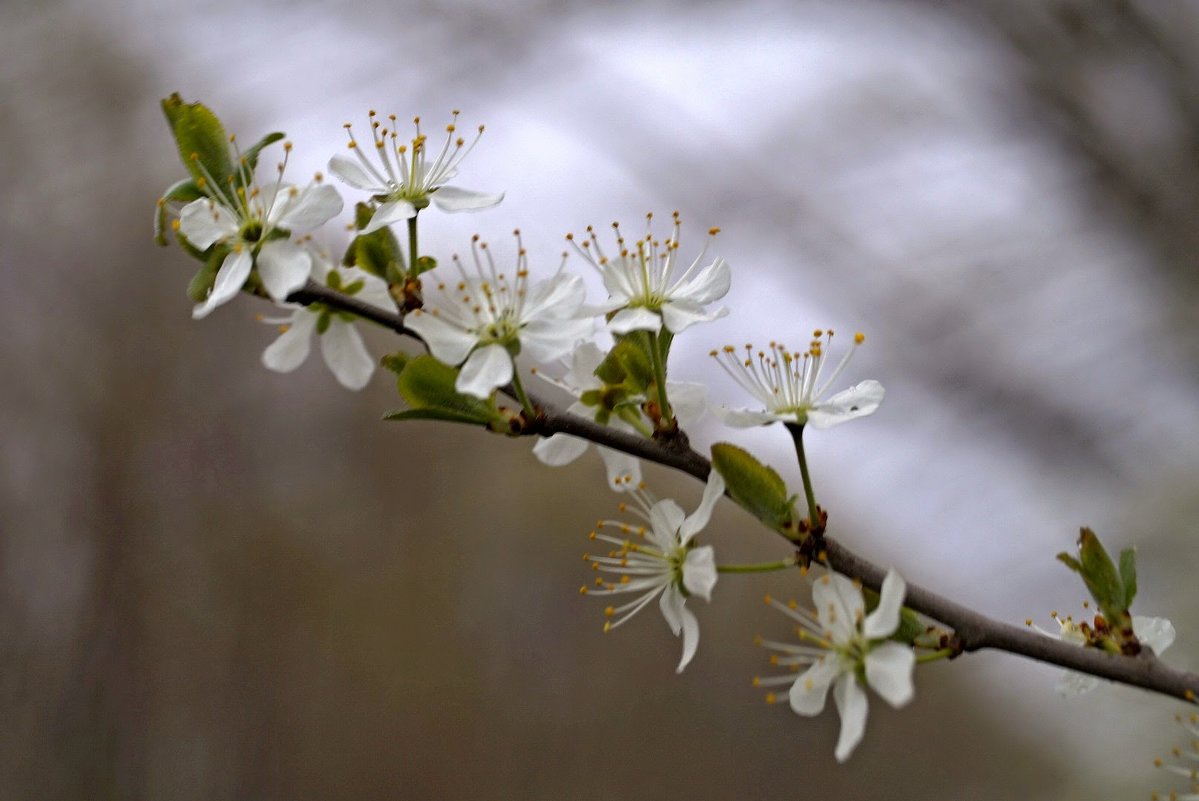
top-left (329, 110), bottom-right (503, 234)
top-left (1028, 611), bottom-right (1175, 696)
top-left (176, 142), bottom-right (343, 320)
top-left (568, 211), bottom-right (730, 335)
top-left (1153, 712), bottom-right (1199, 800)
top-left (531, 342), bottom-right (706, 490)
top-left (755, 569), bottom-right (915, 762)
top-left (579, 470), bottom-right (725, 673)
top-left (405, 233), bottom-right (592, 399)
top-left (712, 329), bottom-right (884, 429)
top-left (260, 256), bottom-right (392, 390)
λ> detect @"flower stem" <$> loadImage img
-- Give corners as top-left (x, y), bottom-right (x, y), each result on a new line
top-left (717, 558), bottom-right (798, 574)
top-left (916, 647), bottom-right (955, 665)
top-left (617, 407), bottom-right (654, 439)
top-left (647, 330), bottom-right (673, 425)
top-left (509, 369), bottom-right (538, 420)
top-left (407, 215), bottom-right (420, 275)
top-left (786, 423), bottom-right (820, 529)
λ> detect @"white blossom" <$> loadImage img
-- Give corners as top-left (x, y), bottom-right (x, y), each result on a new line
top-left (405, 234), bottom-right (592, 399)
top-left (568, 211), bottom-right (730, 335)
top-left (329, 110), bottom-right (502, 234)
top-left (1029, 611), bottom-right (1175, 696)
top-left (531, 341), bottom-right (706, 490)
top-left (1153, 712), bottom-right (1199, 800)
top-left (756, 569), bottom-right (915, 762)
top-left (260, 257), bottom-right (392, 390)
top-left (712, 329), bottom-right (883, 429)
top-left (580, 470), bottom-right (725, 673)
top-left (176, 142), bottom-right (342, 320)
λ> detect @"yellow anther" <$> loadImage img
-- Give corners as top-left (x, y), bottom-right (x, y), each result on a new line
top-left (763, 594), bottom-right (773, 605)
top-left (578, 586), bottom-right (588, 595)
top-left (604, 606), bottom-right (615, 618)
top-left (603, 622), bottom-right (612, 633)
top-left (854, 332), bottom-right (865, 344)
top-left (752, 676), bottom-right (761, 687)
top-left (619, 576), bottom-right (630, 584)
top-left (765, 692), bottom-right (777, 705)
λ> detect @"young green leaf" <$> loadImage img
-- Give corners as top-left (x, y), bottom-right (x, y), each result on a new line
top-left (710, 443), bottom-right (800, 536)
top-left (161, 94), bottom-right (234, 189)
top-left (392, 354), bottom-right (504, 427)
top-left (1118, 546), bottom-right (1138, 609)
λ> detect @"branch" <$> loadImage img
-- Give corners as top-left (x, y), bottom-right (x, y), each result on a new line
top-left (293, 283), bottom-right (1199, 704)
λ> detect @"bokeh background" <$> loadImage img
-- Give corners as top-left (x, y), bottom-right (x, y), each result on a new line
top-left (4, 0), bottom-right (1199, 798)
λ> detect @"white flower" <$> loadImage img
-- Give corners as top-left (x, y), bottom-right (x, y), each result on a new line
top-left (579, 470), bottom-right (725, 673)
top-left (177, 142), bottom-right (343, 320)
top-left (260, 257), bottom-right (392, 390)
top-left (406, 233), bottom-right (593, 399)
top-left (568, 211), bottom-right (730, 335)
top-left (711, 330), bottom-right (884, 429)
top-left (329, 110), bottom-right (503, 234)
top-left (1029, 612), bottom-right (1175, 696)
top-left (1154, 712), bottom-right (1199, 800)
top-left (531, 342), bottom-right (706, 490)
top-left (756, 569), bottom-right (915, 762)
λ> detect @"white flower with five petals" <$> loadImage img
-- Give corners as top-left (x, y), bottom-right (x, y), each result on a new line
top-left (580, 470), bottom-right (725, 673)
top-left (531, 342), bottom-right (706, 490)
top-left (756, 569), bottom-right (915, 762)
top-left (405, 234), bottom-right (593, 399)
top-left (1029, 611), bottom-right (1175, 696)
top-left (260, 256), bottom-right (392, 390)
top-left (177, 144), bottom-right (343, 320)
top-left (712, 330), bottom-right (884, 429)
top-left (329, 110), bottom-right (503, 235)
top-left (568, 211), bottom-right (730, 335)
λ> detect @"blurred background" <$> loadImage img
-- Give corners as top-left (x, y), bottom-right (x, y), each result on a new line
top-left (3, 0), bottom-right (1199, 798)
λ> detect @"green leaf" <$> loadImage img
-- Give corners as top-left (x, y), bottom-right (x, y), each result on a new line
top-left (239, 131), bottom-right (284, 174)
top-left (1118, 546), bottom-right (1138, 609)
top-left (381, 352), bottom-right (411, 376)
top-left (412, 255), bottom-right (437, 278)
top-left (710, 443), bottom-right (799, 536)
top-left (1060, 528), bottom-right (1129, 624)
top-left (394, 354), bottom-right (503, 427)
top-left (349, 225), bottom-right (405, 282)
top-left (154, 178), bottom-right (204, 246)
top-left (383, 408), bottom-right (499, 425)
top-left (161, 94), bottom-right (234, 190)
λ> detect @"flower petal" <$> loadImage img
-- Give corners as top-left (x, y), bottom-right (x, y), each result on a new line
top-left (521, 274), bottom-right (585, 322)
top-left (607, 307), bottom-right (662, 334)
top-left (788, 656), bottom-right (838, 716)
top-left (456, 343), bottom-right (512, 399)
top-left (675, 603), bottom-right (700, 673)
top-left (362, 198), bottom-right (417, 234)
top-left (667, 381), bottom-right (707, 427)
top-left (682, 546), bottom-right (717, 602)
top-left (597, 445), bottom-right (642, 490)
top-left (679, 469), bottom-right (725, 544)
top-left (670, 257), bottom-right (731, 305)
top-left (261, 309), bottom-right (316, 372)
top-left (405, 310), bottom-right (477, 365)
top-left (192, 247), bottom-right (253, 319)
top-left (273, 184), bottom-right (343, 232)
top-left (660, 299), bottom-right (728, 334)
top-left (328, 154), bottom-right (383, 191)
top-left (1056, 670), bottom-right (1101, 697)
top-left (521, 316), bottom-right (594, 362)
top-left (320, 320), bottom-right (375, 390)
top-left (355, 271), bottom-right (395, 311)
top-left (717, 406), bottom-right (788, 428)
top-left (430, 185), bottom-right (504, 212)
top-left (561, 342), bottom-right (606, 391)
top-left (178, 198), bottom-right (239, 250)
top-left (648, 499), bottom-right (687, 549)
top-left (832, 674), bottom-right (869, 763)
top-left (1133, 616), bottom-right (1176, 655)
top-left (659, 585), bottom-right (684, 635)
top-left (864, 642), bottom-right (915, 708)
top-left (862, 568), bottom-right (906, 640)
top-left (806, 380), bottom-right (885, 429)
top-left (812, 571), bottom-right (865, 640)
top-left (257, 240), bottom-right (312, 301)
top-left (532, 433), bottom-right (589, 466)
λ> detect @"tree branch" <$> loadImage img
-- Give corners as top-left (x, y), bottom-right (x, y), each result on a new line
top-left (289, 282), bottom-right (1199, 704)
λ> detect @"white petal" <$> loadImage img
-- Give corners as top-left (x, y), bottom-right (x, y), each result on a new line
top-left (607, 307), bottom-right (662, 334)
top-left (532, 433), bottom-right (589, 466)
top-left (667, 382), bottom-right (707, 427)
top-left (596, 445), bottom-right (642, 490)
top-left (178, 198), bottom-right (239, 250)
top-left (812, 571), bottom-right (865, 640)
top-left (863, 568), bottom-right (906, 640)
top-left (355, 272), bottom-right (394, 311)
top-left (832, 674), bottom-right (869, 763)
top-left (261, 309), bottom-right (316, 372)
top-left (521, 317), bottom-right (594, 362)
top-left (320, 320), bottom-right (375, 390)
top-left (679, 470), bottom-right (725, 544)
top-left (681, 546), bottom-right (717, 602)
top-left (659, 585), bottom-right (684, 635)
top-left (562, 342), bottom-right (607, 391)
top-left (1056, 670), bottom-right (1101, 697)
top-left (807, 380), bottom-right (886, 429)
top-left (601, 256), bottom-right (640, 302)
top-left (362, 199), bottom-right (417, 234)
top-left (788, 656), bottom-right (838, 716)
top-left (430, 185), bottom-right (504, 212)
top-left (717, 406), bottom-right (787, 428)
top-left (521, 274), bottom-right (586, 322)
top-left (273, 184), bottom-right (343, 232)
top-left (1133, 616), bottom-right (1175, 655)
top-left (328, 154), bottom-right (383, 191)
top-left (456, 343), bottom-right (512, 399)
top-left (659, 299), bottom-right (728, 334)
top-left (257, 240), bottom-right (311, 300)
top-left (192, 248), bottom-right (252, 319)
top-left (864, 642), bottom-right (916, 708)
top-left (648, 499), bottom-right (687, 548)
top-left (670, 257), bottom-right (731, 305)
top-left (675, 604), bottom-right (700, 673)
top-left (405, 310), bottom-right (477, 365)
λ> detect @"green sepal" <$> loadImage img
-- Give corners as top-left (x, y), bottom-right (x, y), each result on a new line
top-left (390, 354), bottom-right (504, 427)
top-left (161, 94), bottom-right (234, 189)
top-left (239, 131), bottom-right (285, 176)
top-left (710, 443), bottom-right (800, 536)
top-left (154, 178), bottom-right (204, 246)
top-left (1056, 528), bottom-right (1128, 624)
top-left (1118, 547), bottom-right (1138, 609)
top-left (412, 256), bottom-right (437, 278)
top-left (186, 247), bottom-right (225, 302)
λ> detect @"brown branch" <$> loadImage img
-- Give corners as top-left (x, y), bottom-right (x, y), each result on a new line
top-left (289, 282), bottom-right (1199, 704)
